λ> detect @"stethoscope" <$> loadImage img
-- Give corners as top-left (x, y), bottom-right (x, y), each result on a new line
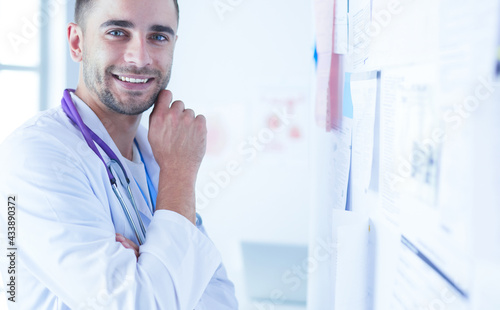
top-left (61, 89), bottom-right (152, 245)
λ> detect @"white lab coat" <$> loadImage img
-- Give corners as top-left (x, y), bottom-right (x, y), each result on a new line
top-left (0, 92), bottom-right (238, 309)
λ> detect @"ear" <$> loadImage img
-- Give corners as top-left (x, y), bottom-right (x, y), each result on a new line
top-left (172, 34), bottom-right (178, 49)
top-left (68, 23), bottom-right (84, 62)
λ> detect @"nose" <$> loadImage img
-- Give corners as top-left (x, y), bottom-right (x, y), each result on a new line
top-left (124, 36), bottom-right (152, 67)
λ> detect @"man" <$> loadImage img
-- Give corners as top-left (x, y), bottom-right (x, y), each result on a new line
top-left (0, 0), bottom-right (238, 309)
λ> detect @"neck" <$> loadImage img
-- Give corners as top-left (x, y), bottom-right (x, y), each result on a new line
top-left (74, 86), bottom-right (141, 161)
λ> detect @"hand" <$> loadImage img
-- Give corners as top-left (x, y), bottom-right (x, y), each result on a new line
top-left (148, 90), bottom-right (206, 224)
top-left (148, 90), bottom-right (207, 177)
top-left (116, 233), bottom-right (139, 260)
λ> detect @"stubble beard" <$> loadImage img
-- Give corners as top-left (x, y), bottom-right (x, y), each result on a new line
top-left (82, 51), bottom-right (171, 116)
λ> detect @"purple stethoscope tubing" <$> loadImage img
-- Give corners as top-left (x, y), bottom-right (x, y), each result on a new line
top-left (62, 89), bottom-right (125, 183)
top-left (61, 89), bottom-right (147, 245)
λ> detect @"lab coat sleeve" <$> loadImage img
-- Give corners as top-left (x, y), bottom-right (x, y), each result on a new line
top-left (194, 219), bottom-right (239, 309)
top-left (195, 263), bottom-right (239, 310)
top-left (0, 129), bottom-right (221, 309)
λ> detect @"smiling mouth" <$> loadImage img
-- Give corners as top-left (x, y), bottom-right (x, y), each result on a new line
top-left (113, 74), bottom-right (153, 84)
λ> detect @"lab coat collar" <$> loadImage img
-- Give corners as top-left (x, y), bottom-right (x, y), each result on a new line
top-left (68, 91), bottom-right (155, 222)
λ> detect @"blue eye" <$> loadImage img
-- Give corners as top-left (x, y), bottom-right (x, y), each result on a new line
top-left (151, 34), bottom-right (168, 42)
top-left (108, 30), bottom-right (125, 36)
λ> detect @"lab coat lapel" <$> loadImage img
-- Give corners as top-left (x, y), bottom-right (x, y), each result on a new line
top-left (70, 92), bottom-right (154, 226)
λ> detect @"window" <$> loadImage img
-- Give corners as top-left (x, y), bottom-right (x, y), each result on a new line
top-left (0, 0), bottom-right (53, 143)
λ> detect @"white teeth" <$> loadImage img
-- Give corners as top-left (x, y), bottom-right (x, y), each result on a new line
top-left (118, 76), bottom-right (149, 84)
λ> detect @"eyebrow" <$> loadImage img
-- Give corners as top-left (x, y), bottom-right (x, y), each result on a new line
top-left (100, 20), bottom-right (134, 29)
top-left (150, 25), bottom-right (175, 37)
top-left (100, 20), bottom-right (175, 36)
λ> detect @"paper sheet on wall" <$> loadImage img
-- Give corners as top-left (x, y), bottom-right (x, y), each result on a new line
top-left (434, 0), bottom-right (500, 259)
top-left (315, 50), bottom-right (332, 130)
top-left (334, 0), bottom-right (348, 54)
top-left (439, 0), bottom-right (499, 103)
top-left (328, 0), bottom-right (343, 130)
top-left (332, 117), bottom-right (352, 210)
top-left (331, 72), bottom-right (355, 210)
top-left (314, 0), bottom-right (335, 54)
top-left (315, 0), bottom-right (343, 131)
top-left (379, 65), bottom-right (439, 229)
top-left (350, 71), bottom-right (379, 199)
top-left (378, 71), bottom-right (400, 227)
top-left (331, 209), bottom-right (370, 310)
top-left (327, 50), bottom-right (342, 130)
top-left (390, 236), bottom-right (469, 310)
top-left (469, 81), bottom-right (500, 264)
top-left (348, 0), bottom-right (371, 70)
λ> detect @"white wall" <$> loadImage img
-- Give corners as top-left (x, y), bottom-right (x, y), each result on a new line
top-left (163, 1), bottom-right (314, 308)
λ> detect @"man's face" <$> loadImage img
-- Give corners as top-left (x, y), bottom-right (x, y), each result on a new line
top-left (80, 0), bottom-right (178, 115)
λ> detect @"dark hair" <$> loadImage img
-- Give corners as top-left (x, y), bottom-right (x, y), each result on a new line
top-left (75, 0), bottom-right (179, 27)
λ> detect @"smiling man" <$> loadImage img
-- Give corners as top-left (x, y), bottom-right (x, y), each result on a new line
top-left (0, 0), bottom-right (238, 309)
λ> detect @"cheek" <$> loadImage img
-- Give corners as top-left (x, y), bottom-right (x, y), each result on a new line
top-left (100, 53), bottom-right (119, 69)
top-left (154, 48), bottom-right (175, 67)
top-left (91, 42), bottom-right (123, 68)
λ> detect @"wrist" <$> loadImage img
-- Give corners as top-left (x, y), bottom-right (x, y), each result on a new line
top-left (155, 170), bottom-right (197, 224)
top-left (158, 163), bottom-right (199, 183)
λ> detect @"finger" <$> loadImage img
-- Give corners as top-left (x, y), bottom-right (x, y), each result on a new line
top-left (150, 90), bottom-right (173, 120)
top-left (195, 114), bottom-right (207, 131)
top-left (129, 240), bottom-right (139, 253)
top-left (119, 241), bottom-right (139, 260)
top-left (195, 114), bottom-right (206, 124)
top-left (157, 89), bottom-right (173, 106)
top-left (117, 239), bottom-right (130, 249)
top-left (183, 108), bottom-right (195, 119)
top-left (116, 234), bottom-right (139, 252)
top-left (116, 233), bottom-right (125, 242)
top-left (123, 238), bottom-right (138, 251)
top-left (170, 100), bottom-right (185, 111)
top-left (116, 234), bottom-right (131, 249)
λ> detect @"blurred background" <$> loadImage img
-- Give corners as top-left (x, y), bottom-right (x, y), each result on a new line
top-left (0, 0), bottom-right (314, 309)
top-left (3, 1), bottom-right (500, 310)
